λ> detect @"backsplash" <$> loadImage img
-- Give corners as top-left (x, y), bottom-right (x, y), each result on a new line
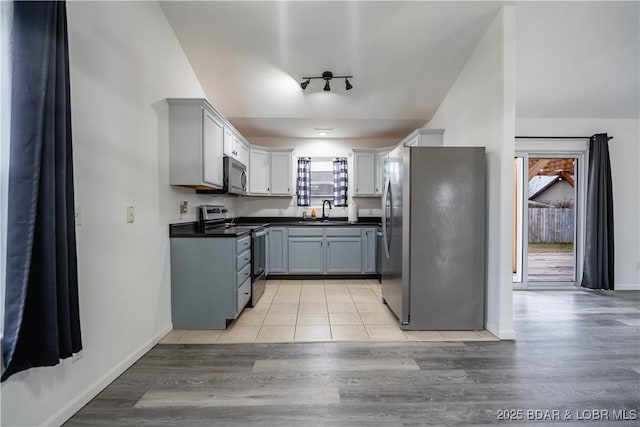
top-left (234, 196), bottom-right (381, 218)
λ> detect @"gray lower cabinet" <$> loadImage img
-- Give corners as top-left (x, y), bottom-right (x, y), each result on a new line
top-left (282, 226), bottom-right (377, 275)
top-left (325, 237), bottom-right (362, 273)
top-left (362, 228), bottom-right (377, 273)
top-left (288, 238), bottom-right (324, 273)
top-left (171, 235), bottom-right (251, 329)
top-left (268, 227), bottom-right (288, 273)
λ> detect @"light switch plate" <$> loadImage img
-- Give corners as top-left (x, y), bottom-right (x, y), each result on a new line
top-left (74, 205), bottom-right (81, 226)
top-left (126, 205), bottom-right (135, 223)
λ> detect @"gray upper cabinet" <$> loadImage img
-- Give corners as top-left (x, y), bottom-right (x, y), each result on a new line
top-left (401, 128), bottom-right (444, 147)
top-left (223, 127), bottom-right (236, 158)
top-left (270, 151), bottom-right (292, 195)
top-left (362, 227), bottom-right (377, 273)
top-left (353, 151), bottom-right (376, 196)
top-left (239, 142), bottom-right (250, 168)
top-left (288, 238), bottom-right (324, 273)
top-left (168, 99), bottom-right (224, 189)
top-left (268, 227), bottom-right (288, 274)
top-left (202, 110), bottom-right (224, 187)
top-left (249, 148), bottom-right (293, 196)
top-left (326, 237), bottom-right (362, 273)
top-left (375, 151), bottom-right (388, 196)
top-left (249, 149), bottom-right (270, 194)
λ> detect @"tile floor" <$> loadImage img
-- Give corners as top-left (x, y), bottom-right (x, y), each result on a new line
top-left (162, 279), bottom-right (497, 344)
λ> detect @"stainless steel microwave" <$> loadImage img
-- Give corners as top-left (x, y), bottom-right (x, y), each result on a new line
top-left (224, 156), bottom-right (247, 195)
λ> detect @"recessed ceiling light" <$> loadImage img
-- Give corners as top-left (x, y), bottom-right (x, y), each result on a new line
top-left (314, 127), bottom-right (333, 137)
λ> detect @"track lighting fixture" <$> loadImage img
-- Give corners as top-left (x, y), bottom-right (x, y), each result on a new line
top-left (300, 71), bottom-right (354, 91)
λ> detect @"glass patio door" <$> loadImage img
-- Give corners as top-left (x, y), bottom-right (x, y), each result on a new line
top-left (514, 152), bottom-right (583, 288)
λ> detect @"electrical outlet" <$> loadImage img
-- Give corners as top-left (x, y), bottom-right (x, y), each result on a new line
top-left (278, 209), bottom-right (284, 216)
top-left (368, 208), bottom-right (373, 215)
top-left (74, 205), bottom-right (82, 226)
top-left (180, 201), bottom-right (188, 214)
top-left (126, 205), bottom-right (135, 223)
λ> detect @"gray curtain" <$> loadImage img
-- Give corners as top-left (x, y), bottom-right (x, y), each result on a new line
top-left (296, 157), bottom-right (311, 206)
top-left (2, 1), bottom-right (82, 381)
top-left (581, 133), bottom-right (615, 290)
top-left (333, 158), bottom-right (348, 207)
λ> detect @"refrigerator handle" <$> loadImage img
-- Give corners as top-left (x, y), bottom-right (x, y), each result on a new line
top-left (381, 179), bottom-right (391, 259)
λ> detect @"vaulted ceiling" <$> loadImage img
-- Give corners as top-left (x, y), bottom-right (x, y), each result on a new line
top-left (161, 1), bottom-right (639, 139)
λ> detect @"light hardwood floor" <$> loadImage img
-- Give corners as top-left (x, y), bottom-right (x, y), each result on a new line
top-left (161, 279), bottom-right (496, 343)
top-left (65, 290), bottom-right (640, 426)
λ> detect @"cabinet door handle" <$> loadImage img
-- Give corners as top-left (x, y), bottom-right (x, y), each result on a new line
top-left (244, 257), bottom-right (250, 261)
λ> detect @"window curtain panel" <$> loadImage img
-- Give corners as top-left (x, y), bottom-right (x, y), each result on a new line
top-left (2, 1), bottom-right (82, 381)
top-left (296, 157), bottom-right (311, 206)
top-left (581, 133), bottom-right (615, 290)
top-left (333, 158), bottom-right (348, 207)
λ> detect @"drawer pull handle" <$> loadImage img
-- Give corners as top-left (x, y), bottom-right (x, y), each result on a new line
top-left (244, 258), bottom-right (249, 261)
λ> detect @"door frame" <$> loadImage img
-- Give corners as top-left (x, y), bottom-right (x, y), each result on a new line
top-left (514, 141), bottom-right (587, 289)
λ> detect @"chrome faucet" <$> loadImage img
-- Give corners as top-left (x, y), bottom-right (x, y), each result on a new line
top-left (322, 200), bottom-right (332, 221)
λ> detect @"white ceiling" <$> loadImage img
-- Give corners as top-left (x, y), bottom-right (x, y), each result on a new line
top-left (516, 1), bottom-right (639, 118)
top-left (161, 1), bottom-right (639, 139)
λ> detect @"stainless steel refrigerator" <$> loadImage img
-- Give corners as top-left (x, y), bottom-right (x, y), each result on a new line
top-left (381, 146), bottom-right (486, 330)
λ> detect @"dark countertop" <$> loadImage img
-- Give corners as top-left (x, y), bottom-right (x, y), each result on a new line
top-left (169, 222), bottom-right (253, 238)
top-left (170, 217), bottom-right (382, 238)
top-left (236, 216), bottom-right (382, 227)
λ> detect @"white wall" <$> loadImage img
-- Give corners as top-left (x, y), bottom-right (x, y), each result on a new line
top-left (517, 118), bottom-right (640, 289)
top-left (425, 6), bottom-right (516, 339)
top-left (0, 2), bottom-right (233, 426)
top-left (238, 137), bottom-right (397, 219)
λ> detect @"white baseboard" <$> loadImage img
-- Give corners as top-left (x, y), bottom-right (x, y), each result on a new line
top-left (45, 324), bottom-right (173, 427)
top-left (616, 284), bottom-right (640, 291)
top-left (485, 322), bottom-right (516, 341)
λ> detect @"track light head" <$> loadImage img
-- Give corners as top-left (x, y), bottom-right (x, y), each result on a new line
top-left (345, 78), bottom-right (353, 90)
top-left (300, 79), bottom-right (310, 90)
top-left (323, 81), bottom-right (331, 91)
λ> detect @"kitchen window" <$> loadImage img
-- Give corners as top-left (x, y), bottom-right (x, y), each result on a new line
top-left (297, 157), bottom-right (348, 207)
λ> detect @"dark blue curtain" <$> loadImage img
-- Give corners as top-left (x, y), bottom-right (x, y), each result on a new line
top-left (2, 1), bottom-right (81, 381)
top-left (581, 133), bottom-right (615, 290)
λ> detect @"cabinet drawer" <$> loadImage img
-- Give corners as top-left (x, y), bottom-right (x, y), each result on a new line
top-left (236, 235), bottom-right (251, 254)
top-left (237, 249), bottom-right (251, 270)
top-left (236, 278), bottom-right (251, 316)
top-left (237, 263), bottom-right (251, 286)
top-left (288, 227), bottom-right (324, 237)
top-left (326, 227), bottom-right (361, 237)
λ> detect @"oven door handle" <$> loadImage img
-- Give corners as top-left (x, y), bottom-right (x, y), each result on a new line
top-left (253, 229), bottom-right (267, 238)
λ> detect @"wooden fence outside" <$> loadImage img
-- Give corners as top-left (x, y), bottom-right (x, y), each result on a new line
top-left (528, 208), bottom-right (574, 243)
